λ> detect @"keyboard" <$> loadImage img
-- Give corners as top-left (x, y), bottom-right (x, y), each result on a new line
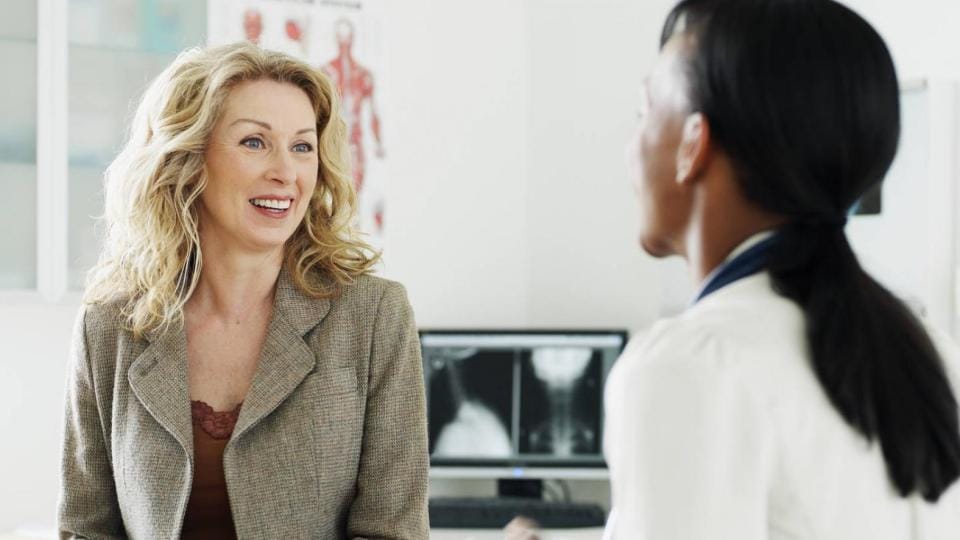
top-left (429, 496), bottom-right (607, 529)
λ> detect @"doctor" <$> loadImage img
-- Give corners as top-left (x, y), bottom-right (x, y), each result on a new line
top-left (604, 0), bottom-right (960, 538)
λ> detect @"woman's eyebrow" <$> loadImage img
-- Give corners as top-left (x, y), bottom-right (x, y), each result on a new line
top-left (229, 118), bottom-right (316, 135)
top-left (230, 117), bottom-right (271, 130)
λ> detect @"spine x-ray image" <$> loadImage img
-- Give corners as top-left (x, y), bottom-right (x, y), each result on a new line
top-left (520, 348), bottom-right (602, 457)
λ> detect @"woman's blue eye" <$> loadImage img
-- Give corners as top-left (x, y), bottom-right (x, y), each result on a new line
top-left (241, 137), bottom-right (264, 150)
top-left (293, 143), bottom-right (313, 153)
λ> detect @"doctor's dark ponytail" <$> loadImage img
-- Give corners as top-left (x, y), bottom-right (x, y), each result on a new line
top-left (663, 0), bottom-right (960, 500)
top-left (768, 221), bottom-right (960, 501)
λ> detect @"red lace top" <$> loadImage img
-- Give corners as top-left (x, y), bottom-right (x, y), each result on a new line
top-left (180, 400), bottom-right (242, 540)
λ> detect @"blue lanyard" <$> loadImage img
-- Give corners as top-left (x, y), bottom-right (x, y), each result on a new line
top-left (694, 235), bottom-right (778, 303)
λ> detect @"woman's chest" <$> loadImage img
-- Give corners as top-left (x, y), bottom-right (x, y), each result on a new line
top-left (185, 321), bottom-right (268, 409)
top-left (109, 331), bottom-right (367, 537)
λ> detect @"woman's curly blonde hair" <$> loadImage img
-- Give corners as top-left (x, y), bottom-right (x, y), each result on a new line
top-left (84, 41), bottom-right (379, 338)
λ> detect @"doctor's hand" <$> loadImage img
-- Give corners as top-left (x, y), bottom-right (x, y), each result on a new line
top-left (504, 516), bottom-right (542, 540)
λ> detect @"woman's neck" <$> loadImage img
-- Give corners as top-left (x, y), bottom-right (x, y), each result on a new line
top-left (683, 189), bottom-right (786, 286)
top-left (188, 242), bottom-right (284, 325)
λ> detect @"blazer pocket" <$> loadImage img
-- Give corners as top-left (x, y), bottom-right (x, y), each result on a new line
top-left (305, 366), bottom-right (363, 511)
top-left (302, 366), bottom-right (361, 447)
top-left (313, 365), bottom-right (358, 398)
top-left (309, 365), bottom-right (361, 436)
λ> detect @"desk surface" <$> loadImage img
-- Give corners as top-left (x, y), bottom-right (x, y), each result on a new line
top-left (2, 527), bottom-right (605, 540)
top-left (430, 528), bottom-right (604, 540)
top-left (0, 533), bottom-right (51, 540)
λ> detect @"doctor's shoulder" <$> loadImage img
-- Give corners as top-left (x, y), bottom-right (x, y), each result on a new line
top-left (606, 287), bottom-right (812, 414)
top-left (619, 283), bottom-right (802, 366)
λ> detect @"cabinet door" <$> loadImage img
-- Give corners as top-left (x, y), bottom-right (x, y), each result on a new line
top-left (68, 0), bottom-right (207, 289)
top-left (0, 1), bottom-right (38, 289)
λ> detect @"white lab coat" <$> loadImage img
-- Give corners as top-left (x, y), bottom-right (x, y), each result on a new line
top-left (603, 271), bottom-right (960, 540)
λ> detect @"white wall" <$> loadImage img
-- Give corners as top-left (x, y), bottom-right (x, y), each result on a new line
top-left (525, 0), bottom-right (677, 329)
top-left (3, 0), bottom-right (959, 532)
top-left (380, 0), bottom-right (532, 329)
top-left (0, 302), bottom-right (77, 529)
top-left (380, 0), bottom-right (679, 333)
top-left (842, 0), bottom-right (960, 82)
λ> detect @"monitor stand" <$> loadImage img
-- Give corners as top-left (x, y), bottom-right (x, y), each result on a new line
top-left (497, 478), bottom-right (543, 499)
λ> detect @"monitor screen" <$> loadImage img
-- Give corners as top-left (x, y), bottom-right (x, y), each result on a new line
top-left (420, 330), bottom-right (627, 470)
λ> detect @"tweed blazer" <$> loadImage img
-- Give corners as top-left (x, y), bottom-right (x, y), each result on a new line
top-left (58, 270), bottom-right (429, 539)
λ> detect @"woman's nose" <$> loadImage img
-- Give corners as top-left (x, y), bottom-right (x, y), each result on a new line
top-left (268, 149), bottom-right (297, 184)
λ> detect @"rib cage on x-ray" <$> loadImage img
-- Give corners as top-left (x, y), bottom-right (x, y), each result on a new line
top-left (427, 348), bottom-right (514, 458)
top-left (425, 346), bottom-right (603, 461)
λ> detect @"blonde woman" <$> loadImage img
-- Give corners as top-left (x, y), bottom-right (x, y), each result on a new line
top-left (58, 42), bottom-right (428, 539)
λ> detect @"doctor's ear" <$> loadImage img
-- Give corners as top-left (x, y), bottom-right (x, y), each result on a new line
top-left (675, 113), bottom-right (710, 185)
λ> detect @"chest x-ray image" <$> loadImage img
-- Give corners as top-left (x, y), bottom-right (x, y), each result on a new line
top-left (426, 348), bottom-right (515, 458)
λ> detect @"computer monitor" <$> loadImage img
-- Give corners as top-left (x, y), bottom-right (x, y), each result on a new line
top-left (420, 329), bottom-right (628, 480)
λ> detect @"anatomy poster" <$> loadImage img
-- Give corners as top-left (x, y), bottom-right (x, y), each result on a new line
top-left (208, 0), bottom-right (388, 244)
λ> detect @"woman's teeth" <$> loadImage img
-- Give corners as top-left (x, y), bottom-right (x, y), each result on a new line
top-left (250, 199), bottom-right (292, 210)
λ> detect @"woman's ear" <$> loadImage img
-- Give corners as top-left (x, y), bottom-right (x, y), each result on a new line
top-left (675, 113), bottom-right (710, 185)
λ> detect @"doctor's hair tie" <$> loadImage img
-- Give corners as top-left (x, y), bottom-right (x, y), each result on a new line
top-left (795, 215), bottom-right (848, 229)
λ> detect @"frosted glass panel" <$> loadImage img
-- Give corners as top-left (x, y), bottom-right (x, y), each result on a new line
top-left (68, 47), bottom-right (173, 167)
top-left (67, 0), bottom-right (207, 289)
top-left (0, 0), bottom-right (37, 41)
top-left (70, 0), bottom-right (206, 52)
top-left (0, 0), bottom-right (38, 289)
top-left (68, 165), bottom-right (105, 289)
top-left (0, 41), bottom-right (37, 164)
top-left (0, 163), bottom-right (37, 289)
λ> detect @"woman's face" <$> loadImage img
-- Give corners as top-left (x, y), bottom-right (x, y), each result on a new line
top-left (627, 36), bottom-right (696, 258)
top-left (202, 79), bottom-right (319, 255)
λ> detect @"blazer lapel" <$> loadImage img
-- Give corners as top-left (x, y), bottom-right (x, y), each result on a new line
top-left (128, 325), bottom-right (193, 456)
top-left (232, 268), bottom-right (332, 440)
